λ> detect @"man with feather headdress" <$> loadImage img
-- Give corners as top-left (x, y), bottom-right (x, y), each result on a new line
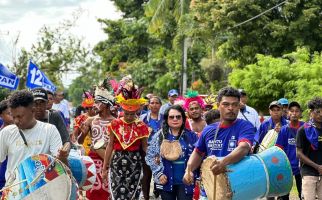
top-left (78, 77), bottom-right (115, 200)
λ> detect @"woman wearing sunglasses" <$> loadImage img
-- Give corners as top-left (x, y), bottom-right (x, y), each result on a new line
top-left (146, 104), bottom-right (198, 200)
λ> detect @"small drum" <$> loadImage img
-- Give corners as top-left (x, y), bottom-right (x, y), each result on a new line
top-left (68, 155), bottom-right (96, 191)
top-left (2, 154), bottom-right (72, 200)
top-left (258, 129), bottom-right (279, 153)
top-left (201, 146), bottom-right (293, 200)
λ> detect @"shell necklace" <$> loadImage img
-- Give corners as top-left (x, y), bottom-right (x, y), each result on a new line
top-left (122, 122), bottom-right (134, 145)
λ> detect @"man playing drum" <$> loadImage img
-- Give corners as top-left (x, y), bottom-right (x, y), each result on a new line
top-left (0, 90), bottom-right (68, 187)
top-left (183, 87), bottom-right (255, 199)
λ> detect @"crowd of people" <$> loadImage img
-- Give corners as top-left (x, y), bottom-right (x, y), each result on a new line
top-left (0, 75), bottom-right (321, 200)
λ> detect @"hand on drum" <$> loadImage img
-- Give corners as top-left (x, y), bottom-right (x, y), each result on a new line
top-left (210, 159), bottom-right (226, 175)
top-left (57, 142), bottom-right (70, 164)
top-left (159, 174), bottom-right (168, 185)
top-left (182, 170), bottom-right (194, 185)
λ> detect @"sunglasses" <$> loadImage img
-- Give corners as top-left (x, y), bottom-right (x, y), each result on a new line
top-left (168, 115), bottom-right (182, 120)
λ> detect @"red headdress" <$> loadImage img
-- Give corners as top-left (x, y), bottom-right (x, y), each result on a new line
top-left (183, 90), bottom-right (205, 111)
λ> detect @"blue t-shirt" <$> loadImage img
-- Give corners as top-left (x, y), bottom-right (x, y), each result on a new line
top-left (254, 117), bottom-right (288, 144)
top-left (275, 122), bottom-right (304, 175)
top-left (195, 119), bottom-right (255, 157)
top-left (168, 134), bottom-right (185, 185)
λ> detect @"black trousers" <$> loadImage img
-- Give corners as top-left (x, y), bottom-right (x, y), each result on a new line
top-left (277, 174), bottom-right (302, 200)
top-left (141, 161), bottom-right (152, 200)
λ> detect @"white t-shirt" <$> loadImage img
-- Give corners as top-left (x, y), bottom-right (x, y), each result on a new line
top-left (52, 101), bottom-right (70, 119)
top-left (0, 121), bottom-right (62, 180)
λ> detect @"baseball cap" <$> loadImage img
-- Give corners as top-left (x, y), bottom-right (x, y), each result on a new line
top-left (238, 89), bottom-right (246, 96)
top-left (168, 89), bottom-right (179, 97)
top-left (288, 101), bottom-right (301, 109)
top-left (31, 88), bottom-right (48, 101)
top-left (278, 98), bottom-right (289, 105)
top-left (269, 101), bottom-right (282, 109)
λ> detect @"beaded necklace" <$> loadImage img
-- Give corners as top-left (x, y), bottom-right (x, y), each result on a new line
top-left (122, 121), bottom-right (134, 145)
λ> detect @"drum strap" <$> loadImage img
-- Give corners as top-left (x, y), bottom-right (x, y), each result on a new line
top-left (19, 129), bottom-right (28, 147)
top-left (240, 109), bottom-right (250, 122)
top-left (210, 125), bottom-right (220, 155)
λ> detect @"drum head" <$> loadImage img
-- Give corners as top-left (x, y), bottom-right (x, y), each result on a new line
top-left (3, 154), bottom-right (72, 200)
top-left (201, 156), bottom-right (232, 200)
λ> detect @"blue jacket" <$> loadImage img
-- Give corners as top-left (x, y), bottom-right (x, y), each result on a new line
top-left (145, 128), bottom-right (198, 194)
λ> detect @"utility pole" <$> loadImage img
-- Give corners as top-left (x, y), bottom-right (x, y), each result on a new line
top-left (182, 37), bottom-right (188, 95)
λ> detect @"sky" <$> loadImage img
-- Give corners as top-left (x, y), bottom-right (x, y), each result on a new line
top-left (0, 0), bottom-right (122, 87)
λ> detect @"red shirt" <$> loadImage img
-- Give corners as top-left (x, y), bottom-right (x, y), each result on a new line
top-left (108, 118), bottom-right (149, 151)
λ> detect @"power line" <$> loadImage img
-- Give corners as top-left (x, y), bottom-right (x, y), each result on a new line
top-left (228, 0), bottom-right (288, 30)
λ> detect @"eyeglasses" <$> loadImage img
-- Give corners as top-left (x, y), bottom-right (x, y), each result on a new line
top-left (168, 115), bottom-right (182, 120)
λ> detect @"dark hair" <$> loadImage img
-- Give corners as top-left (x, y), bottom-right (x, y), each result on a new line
top-left (204, 109), bottom-right (220, 125)
top-left (308, 97), bottom-right (322, 110)
top-left (46, 90), bottom-right (54, 96)
top-left (149, 96), bottom-right (162, 104)
top-left (217, 86), bottom-right (241, 102)
top-left (0, 100), bottom-right (9, 114)
top-left (161, 104), bottom-right (187, 142)
top-left (8, 90), bottom-right (34, 109)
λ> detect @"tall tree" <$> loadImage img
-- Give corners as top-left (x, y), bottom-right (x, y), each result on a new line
top-left (145, 0), bottom-right (192, 94)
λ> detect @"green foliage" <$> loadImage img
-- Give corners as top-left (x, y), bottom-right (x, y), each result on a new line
top-left (94, 18), bottom-right (152, 72)
top-left (0, 88), bottom-right (12, 101)
top-left (229, 48), bottom-right (322, 118)
top-left (68, 61), bottom-right (102, 106)
top-left (192, 0), bottom-right (322, 68)
top-left (111, 0), bottom-right (147, 19)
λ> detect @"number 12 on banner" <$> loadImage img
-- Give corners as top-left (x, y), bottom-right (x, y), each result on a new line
top-left (29, 67), bottom-right (43, 86)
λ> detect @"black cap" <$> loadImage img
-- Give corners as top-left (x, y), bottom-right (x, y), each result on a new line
top-left (269, 101), bottom-right (282, 109)
top-left (238, 89), bottom-right (246, 96)
top-left (31, 88), bottom-right (48, 101)
top-left (288, 101), bottom-right (301, 109)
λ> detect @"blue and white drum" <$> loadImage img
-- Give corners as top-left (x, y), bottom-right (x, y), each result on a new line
top-left (201, 146), bottom-right (293, 200)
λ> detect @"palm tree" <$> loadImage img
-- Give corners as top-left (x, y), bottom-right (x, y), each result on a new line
top-left (145, 0), bottom-right (191, 95)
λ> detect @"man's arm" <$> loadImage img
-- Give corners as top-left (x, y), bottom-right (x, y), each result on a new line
top-left (102, 131), bottom-right (114, 182)
top-left (211, 142), bottom-right (250, 175)
top-left (296, 148), bottom-right (322, 174)
top-left (183, 149), bottom-right (203, 185)
top-left (78, 117), bottom-right (92, 144)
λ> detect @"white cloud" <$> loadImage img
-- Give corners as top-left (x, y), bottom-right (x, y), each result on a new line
top-left (0, 0), bottom-right (122, 86)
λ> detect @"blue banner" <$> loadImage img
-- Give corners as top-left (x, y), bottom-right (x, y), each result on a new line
top-left (0, 63), bottom-right (19, 90)
top-left (26, 61), bottom-right (56, 92)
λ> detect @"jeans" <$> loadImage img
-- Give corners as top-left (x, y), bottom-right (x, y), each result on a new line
top-left (160, 184), bottom-right (193, 200)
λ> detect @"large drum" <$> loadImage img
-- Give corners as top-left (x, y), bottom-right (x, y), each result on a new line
top-left (2, 154), bottom-right (72, 200)
top-left (68, 155), bottom-right (96, 191)
top-left (201, 146), bottom-right (293, 200)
